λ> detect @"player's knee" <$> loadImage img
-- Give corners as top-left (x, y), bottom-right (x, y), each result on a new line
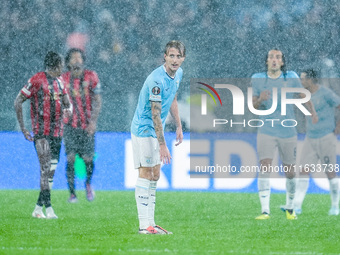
top-left (326, 171), bottom-right (336, 179)
top-left (260, 159), bottom-right (272, 172)
top-left (138, 168), bottom-right (153, 180)
top-left (152, 173), bottom-right (160, 181)
top-left (284, 164), bottom-right (296, 179)
top-left (300, 168), bottom-right (309, 175)
top-left (83, 156), bottom-right (92, 164)
top-left (67, 153), bottom-right (76, 163)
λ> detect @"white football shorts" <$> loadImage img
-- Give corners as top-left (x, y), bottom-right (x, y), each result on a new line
top-left (131, 134), bottom-right (161, 169)
top-left (257, 133), bottom-right (297, 165)
top-left (299, 133), bottom-right (336, 167)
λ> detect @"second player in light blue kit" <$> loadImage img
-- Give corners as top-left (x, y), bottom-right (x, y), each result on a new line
top-left (252, 49), bottom-right (318, 220)
top-left (294, 69), bottom-right (340, 216)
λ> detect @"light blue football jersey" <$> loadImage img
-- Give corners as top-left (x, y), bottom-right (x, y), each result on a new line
top-left (306, 86), bottom-right (340, 138)
top-left (131, 65), bottom-right (183, 138)
top-left (251, 71), bottom-right (303, 138)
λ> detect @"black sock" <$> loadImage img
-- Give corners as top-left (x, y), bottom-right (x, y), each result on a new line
top-left (37, 191), bottom-right (44, 207)
top-left (66, 161), bottom-right (76, 195)
top-left (41, 190), bottom-right (51, 207)
top-left (85, 161), bottom-right (94, 185)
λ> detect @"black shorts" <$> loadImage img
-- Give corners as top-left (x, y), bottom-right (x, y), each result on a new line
top-left (34, 135), bottom-right (62, 161)
top-left (63, 125), bottom-right (95, 157)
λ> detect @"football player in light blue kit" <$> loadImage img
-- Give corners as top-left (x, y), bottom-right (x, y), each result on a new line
top-left (252, 49), bottom-right (318, 220)
top-left (294, 69), bottom-right (340, 215)
top-left (131, 40), bottom-right (185, 234)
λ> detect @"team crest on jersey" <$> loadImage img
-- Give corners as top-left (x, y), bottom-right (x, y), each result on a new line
top-left (152, 86), bottom-right (160, 95)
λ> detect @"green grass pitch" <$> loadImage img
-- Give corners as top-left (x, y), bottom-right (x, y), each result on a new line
top-left (0, 190), bottom-right (339, 254)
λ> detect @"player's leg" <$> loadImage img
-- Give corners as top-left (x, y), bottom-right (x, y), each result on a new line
top-left (83, 155), bottom-right (95, 201)
top-left (255, 134), bottom-right (276, 219)
top-left (132, 134), bottom-right (169, 234)
top-left (44, 137), bottom-right (62, 218)
top-left (293, 168), bottom-right (309, 214)
top-left (64, 125), bottom-right (78, 202)
top-left (33, 137), bottom-right (52, 218)
top-left (147, 165), bottom-right (172, 234)
top-left (66, 152), bottom-right (77, 202)
top-left (137, 165), bottom-right (171, 234)
top-left (48, 137), bottom-right (61, 191)
top-left (294, 137), bottom-right (316, 214)
top-left (137, 166), bottom-right (155, 233)
top-left (256, 158), bottom-right (272, 219)
top-left (279, 136), bottom-right (297, 219)
top-left (327, 174), bottom-right (339, 216)
top-left (321, 134), bottom-right (339, 215)
top-left (81, 130), bottom-right (95, 201)
top-left (147, 165), bottom-right (160, 228)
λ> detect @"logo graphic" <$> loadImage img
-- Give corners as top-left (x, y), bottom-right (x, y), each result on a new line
top-left (152, 86), bottom-right (160, 95)
top-left (199, 82), bottom-right (312, 116)
top-left (197, 82), bottom-right (222, 115)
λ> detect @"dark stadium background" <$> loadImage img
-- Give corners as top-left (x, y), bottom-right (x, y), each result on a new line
top-left (1, 0), bottom-right (340, 132)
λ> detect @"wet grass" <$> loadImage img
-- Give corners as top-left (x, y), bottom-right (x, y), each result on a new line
top-left (0, 190), bottom-right (339, 254)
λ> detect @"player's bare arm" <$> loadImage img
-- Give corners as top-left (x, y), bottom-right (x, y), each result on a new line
top-left (14, 92), bottom-right (33, 141)
top-left (86, 94), bottom-right (102, 135)
top-left (151, 101), bottom-right (171, 164)
top-left (299, 93), bottom-right (318, 124)
top-left (62, 93), bottom-right (73, 119)
top-left (334, 105), bottom-right (340, 134)
top-left (170, 94), bottom-right (183, 146)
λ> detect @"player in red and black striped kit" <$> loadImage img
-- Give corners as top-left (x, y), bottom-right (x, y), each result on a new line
top-left (62, 48), bottom-right (102, 203)
top-left (14, 51), bottom-right (72, 219)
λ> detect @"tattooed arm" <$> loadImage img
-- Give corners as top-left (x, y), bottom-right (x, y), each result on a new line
top-left (151, 101), bottom-right (171, 164)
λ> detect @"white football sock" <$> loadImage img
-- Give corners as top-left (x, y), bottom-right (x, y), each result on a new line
top-left (329, 178), bottom-right (339, 209)
top-left (135, 178), bottom-right (150, 229)
top-left (293, 177), bottom-right (309, 210)
top-left (148, 181), bottom-right (157, 227)
top-left (285, 177), bottom-right (296, 210)
top-left (258, 172), bottom-right (271, 214)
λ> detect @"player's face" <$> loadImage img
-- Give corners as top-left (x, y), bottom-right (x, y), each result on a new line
top-left (55, 63), bottom-right (63, 76)
top-left (69, 52), bottom-right (84, 72)
top-left (266, 50), bottom-right (284, 72)
top-left (49, 63), bottom-right (63, 77)
top-left (164, 48), bottom-right (185, 75)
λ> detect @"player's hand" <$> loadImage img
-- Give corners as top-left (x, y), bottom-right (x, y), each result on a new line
top-left (86, 122), bottom-right (96, 135)
top-left (311, 113), bottom-right (318, 124)
top-left (22, 129), bottom-right (33, 142)
top-left (63, 108), bottom-right (72, 119)
top-left (159, 143), bottom-right (171, 164)
top-left (175, 126), bottom-right (183, 146)
top-left (259, 90), bottom-right (270, 101)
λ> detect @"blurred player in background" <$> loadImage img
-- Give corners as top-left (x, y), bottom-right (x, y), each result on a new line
top-left (62, 48), bottom-right (101, 203)
top-left (14, 51), bottom-right (72, 219)
top-left (131, 40), bottom-right (185, 234)
top-left (251, 49), bottom-right (317, 220)
top-left (294, 69), bottom-right (340, 215)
